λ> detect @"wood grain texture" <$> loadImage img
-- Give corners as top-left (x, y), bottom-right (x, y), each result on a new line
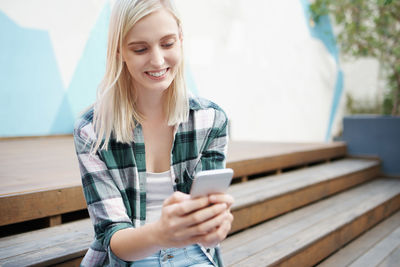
top-left (0, 186), bottom-right (86, 226)
top-left (222, 178), bottom-right (387, 261)
top-left (222, 178), bottom-right (400, 267)
top-left (229, 158), bottom-right (380, 233)
top-left (49, 215), bottom-right (62, 227)
top-left (318, 211), bottom-right (400, 267)
top-left (272, 195), bottom-right (400, 267)
top-left (348, 223), bottom-right (400, 267)
top-left (227, 141), bottom-right (347, 178)
top-left (0, 219), bottom-right (92, 266)
top-left (0, 136), bottom-right (81, 196)
top-left (377, 245), bottom-right (400, 267)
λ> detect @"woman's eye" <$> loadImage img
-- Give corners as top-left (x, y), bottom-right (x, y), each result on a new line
top-left (133, 47), bottom-right (147, 53)
top-left (162, 42), bottom-right (174, 48)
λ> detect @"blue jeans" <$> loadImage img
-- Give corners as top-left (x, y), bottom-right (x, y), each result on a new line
top-left (132, 244), bottom-right (215, 267)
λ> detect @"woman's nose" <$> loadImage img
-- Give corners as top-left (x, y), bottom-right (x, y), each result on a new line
top-left (150, 47), bottom-right (165, 67)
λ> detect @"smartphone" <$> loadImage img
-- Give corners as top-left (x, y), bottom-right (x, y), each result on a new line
top-left (190, 168), bottom-right (234, 198)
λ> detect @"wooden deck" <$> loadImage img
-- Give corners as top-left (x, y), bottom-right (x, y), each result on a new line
top-left (0, 136), bottom-right (346, 195)
top-left (0, 136), bottom-right (346, 227)
top-left (0, 136), bottom-right (80, 196)
top-left (1, 136), bottom-right (399, 267)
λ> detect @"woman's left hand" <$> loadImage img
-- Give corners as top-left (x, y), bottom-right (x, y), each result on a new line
top-left (197, 193), bottom-right (234, 248)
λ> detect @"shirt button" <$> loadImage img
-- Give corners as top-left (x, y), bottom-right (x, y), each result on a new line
top-left (162, 254), bottom-right (174, 261)
top-left (206, 248), bottom-right (211, 253)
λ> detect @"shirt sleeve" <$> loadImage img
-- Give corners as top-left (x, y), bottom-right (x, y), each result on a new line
top-left (73, 121), bottom-right (134, 251)
top-left (200, 108), bottom-right (229, 171)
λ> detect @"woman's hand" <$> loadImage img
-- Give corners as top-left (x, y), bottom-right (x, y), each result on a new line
top-left (197, 193), bottom-right (234, 247)
top-left (153, 191), bottom-right (234, 248)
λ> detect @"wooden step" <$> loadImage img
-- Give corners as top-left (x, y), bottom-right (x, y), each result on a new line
top-left (0, 170), bottom-right (388, 267)
top-left (0, 137), bottom-right (346, 228)
top-left (0, 136), bottom-right (84, 227)
top-left (221, 178), bottom-right (400, 267)
top-left (318, 210), bottom-right (400, 267)
top-left (227, 141), bottom-right (347, 178)
top-left (229, 158), bottom-right (380, 233)
top-left (0, 219), bottom-right (92, 267)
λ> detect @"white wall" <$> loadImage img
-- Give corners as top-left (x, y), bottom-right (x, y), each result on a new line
top-left (175, 0), bottom-right (339, 142)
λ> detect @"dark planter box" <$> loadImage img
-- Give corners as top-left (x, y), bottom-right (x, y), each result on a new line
top-left (341, 115), bottom-right (400, 177)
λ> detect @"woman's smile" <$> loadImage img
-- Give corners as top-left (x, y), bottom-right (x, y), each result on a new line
top-left (145, 68), bottom-right (170, 80)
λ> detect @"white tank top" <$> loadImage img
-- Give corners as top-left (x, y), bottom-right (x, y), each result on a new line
top-left (145, 170), bottom-right (174, 224)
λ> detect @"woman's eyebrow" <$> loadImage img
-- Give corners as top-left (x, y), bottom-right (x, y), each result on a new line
top-left (160, 33), bottom-right (177, 41)
top-left (127, 34), bottom-right (177, 46)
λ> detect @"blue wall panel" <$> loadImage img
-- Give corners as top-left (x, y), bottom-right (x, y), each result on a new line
top-left (0, 11), bottom-right (65, 136)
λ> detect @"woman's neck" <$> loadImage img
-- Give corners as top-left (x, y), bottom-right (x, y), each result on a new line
top-left (135, 88), bottom-right (168, 123)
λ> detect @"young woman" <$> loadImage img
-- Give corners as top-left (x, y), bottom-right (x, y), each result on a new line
top-left (73, 0), bottom-right (233, 266)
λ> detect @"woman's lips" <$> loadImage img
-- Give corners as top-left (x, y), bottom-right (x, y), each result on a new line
top-left (145, 68), bottom-right (169, 80)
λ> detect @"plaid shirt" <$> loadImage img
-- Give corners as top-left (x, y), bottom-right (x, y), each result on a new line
top-left (74, 96), bottom-right (228, 266)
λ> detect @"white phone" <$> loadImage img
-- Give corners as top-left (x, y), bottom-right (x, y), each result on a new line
top-left (190, 168), bottom-right (234, 198)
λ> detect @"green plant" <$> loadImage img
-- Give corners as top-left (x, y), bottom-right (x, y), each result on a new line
top-left (345, 92), bottom-right (382, 114)
top-left (310, 0), bottom-right (400, 116)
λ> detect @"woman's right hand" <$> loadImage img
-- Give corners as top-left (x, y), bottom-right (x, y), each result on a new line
top-left (153, 191), bottom-right (229, 248)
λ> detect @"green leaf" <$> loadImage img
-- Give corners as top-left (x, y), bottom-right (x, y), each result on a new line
top-left (384, 0), bottom-right (393, 5)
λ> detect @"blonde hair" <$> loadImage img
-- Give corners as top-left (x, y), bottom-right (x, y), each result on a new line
top-left (92, 0), bottom-right (188, 153)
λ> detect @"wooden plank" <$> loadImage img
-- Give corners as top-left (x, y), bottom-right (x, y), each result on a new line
top-left (377, 245), bottom-right (400, 267)
top-left (229, 158), bottom-right (380, 233)
top-left (231, 179), bottom-right (400, 267)
top-left (49, 215), bottom-right (62, 227)
top-left (222, 176), bottom-right (364, 252)
top-left (229, 158), bottom-right (379, 206)
top-left (0, 219), bottom-right (92, 266)
top-left (223, 178), bottom-right (391, 261)
top-left (0, 219), bottom-right (92, 251)
top-left (348, 224), bottom-right (400, 267)
top-left (226, 141), bottom-right (346, 164)
top-left (318, 211), bottom-right (400, 267)
top-left (0, 136), bottom-right (81, 196)
top-left (222, 178), bottom-right (400, 266)
top-left (227, 141), bottom-right (347, 178)
top-left (0, 186), bottom-right (86, 226)
top-left (277, 195), bottom-right (400, 267)
top-left (54, 257), bottom-right (83, 267)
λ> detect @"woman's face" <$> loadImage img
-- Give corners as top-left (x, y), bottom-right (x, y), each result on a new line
top-left (121, 9), bottom-right (182, 94)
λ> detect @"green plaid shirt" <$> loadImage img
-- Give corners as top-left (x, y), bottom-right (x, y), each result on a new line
top-left (74, 96), bottom-right (228, 266)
